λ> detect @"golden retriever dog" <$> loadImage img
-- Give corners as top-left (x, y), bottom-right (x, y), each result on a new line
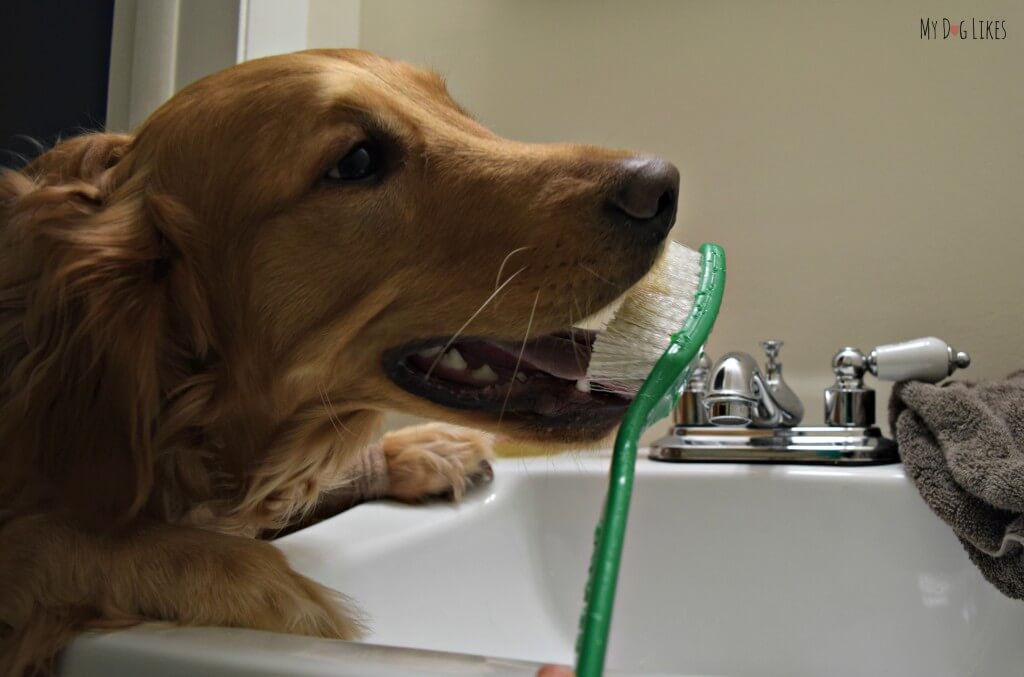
top-left (0, 49), bottom-right (678, 675)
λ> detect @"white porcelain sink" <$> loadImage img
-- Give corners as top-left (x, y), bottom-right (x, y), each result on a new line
top-left (62, 452), bottom-right (1024, 676)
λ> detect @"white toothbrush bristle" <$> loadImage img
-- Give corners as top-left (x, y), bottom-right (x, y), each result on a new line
top-left (585, 242), bottom-right (703, 393)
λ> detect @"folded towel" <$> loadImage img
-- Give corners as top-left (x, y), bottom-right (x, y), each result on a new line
top-left (889, 370), bottom-right (1024, 598)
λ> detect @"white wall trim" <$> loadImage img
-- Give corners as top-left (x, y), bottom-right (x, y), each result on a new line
top-left (240, 0), bottom-right (311, 62)
top-left (106, 0), bottom-right (181, 132)
top-left (236, 0), bottom-right (250, 63)
top-left (107, 0), bottom-right (361, 132)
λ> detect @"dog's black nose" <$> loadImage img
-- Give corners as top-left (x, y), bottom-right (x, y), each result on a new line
top-left (607, 156), bottom-right (679, 241)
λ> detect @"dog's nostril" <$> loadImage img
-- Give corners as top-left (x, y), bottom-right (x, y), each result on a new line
top-left (607, 156), bottom-right (680, 237)
top-left (655, 190), bottom-right (675, 219)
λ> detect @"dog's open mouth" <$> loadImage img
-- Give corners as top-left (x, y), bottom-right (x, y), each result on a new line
top-left (383, 329), bottom-right (632, 422)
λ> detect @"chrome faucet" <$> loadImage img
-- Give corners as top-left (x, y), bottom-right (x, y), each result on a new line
top-left (652, 336), bottom-right (971, 466)
top-left (704, 340), bottom-right (804, 428)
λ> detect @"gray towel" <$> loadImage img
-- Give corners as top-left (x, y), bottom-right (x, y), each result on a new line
top-left (889, 370), bottom-right (1024, 598)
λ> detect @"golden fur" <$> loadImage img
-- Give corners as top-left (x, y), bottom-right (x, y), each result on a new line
top-left (0, 49), bottom-right (666, 675)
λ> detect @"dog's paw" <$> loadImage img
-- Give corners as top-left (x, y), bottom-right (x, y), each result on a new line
top-left (174, 539), bottom-right (366, 641)
top-left (381, 423), bottom-right (495, 502)
top-left (249, 556), bottom-right (365, 639)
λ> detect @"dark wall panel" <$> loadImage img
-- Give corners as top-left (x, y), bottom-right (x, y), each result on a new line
top-left (0, 0), bottom-right (116, 167)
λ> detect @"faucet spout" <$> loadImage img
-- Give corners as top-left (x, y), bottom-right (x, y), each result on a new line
top-left (703, 352), bottom-right (762, 426)
top-left (704, 346), bottom-right (804, 428)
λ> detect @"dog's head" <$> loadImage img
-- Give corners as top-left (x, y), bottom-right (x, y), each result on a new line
top-left (160, 49), bottom-right (678, 439)
top-left (0, 49), bottom-right (677, 518)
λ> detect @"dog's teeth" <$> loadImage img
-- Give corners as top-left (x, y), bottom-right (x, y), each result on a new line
top-left (515, 372), bottom-right (528, 383)
top-left (575, 378), bottom-right (591, 393)
top-left (418, 346), bottom-right (442, 359)
top-left (470, 364), bottom-right (498, 383)
top-left (440, 348), bottom-right (468, 370)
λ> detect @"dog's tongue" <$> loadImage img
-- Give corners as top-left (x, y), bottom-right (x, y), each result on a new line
top-left (455, 331), bottom-right (593, 381)
top-left (494, 332), bottom-right (593, 380)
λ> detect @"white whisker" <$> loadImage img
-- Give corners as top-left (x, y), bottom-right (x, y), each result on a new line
top-left (426, 265), bottom-right (528, 379)
top-left (567, 297), bottom-right (587, 373)
top-left (579, 264), bottom-right (615, 286)
top-left (499, 291), bottom-right (540, 426)
top-left (572, 293), bottom-right (588, 330)
top-left (495, 246), bottom-right (532, 291)
top-left (318, 384), bottom-right (352, 438)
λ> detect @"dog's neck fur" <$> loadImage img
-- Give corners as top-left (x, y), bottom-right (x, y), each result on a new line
top-left (145, 314), bottom-right (387, 536)
top-left (0, 134), bottom-right (385, 536)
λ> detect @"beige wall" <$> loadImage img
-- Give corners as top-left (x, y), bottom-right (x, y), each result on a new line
top-left (344, 0), bottom-right (1024, 434)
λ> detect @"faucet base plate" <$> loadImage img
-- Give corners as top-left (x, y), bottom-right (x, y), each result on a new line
top-left (650, 425), bottom-right (900, 465)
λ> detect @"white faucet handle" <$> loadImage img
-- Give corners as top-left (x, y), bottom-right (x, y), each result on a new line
top-left (868, 337), bottom-right (970, 383)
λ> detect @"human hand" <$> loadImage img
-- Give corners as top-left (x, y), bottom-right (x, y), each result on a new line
top-left (536, 665), bottom-right (574, 677)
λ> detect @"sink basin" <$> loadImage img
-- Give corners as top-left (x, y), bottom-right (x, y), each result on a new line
top-left (62, 452), bottom-right (1024, 676)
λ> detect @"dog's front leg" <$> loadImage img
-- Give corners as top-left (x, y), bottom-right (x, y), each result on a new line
top-left (0, 513), bottom-right (363, 675)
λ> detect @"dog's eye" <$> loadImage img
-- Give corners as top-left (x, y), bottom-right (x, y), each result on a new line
top-left (325, 142), bottom-right (381, 182)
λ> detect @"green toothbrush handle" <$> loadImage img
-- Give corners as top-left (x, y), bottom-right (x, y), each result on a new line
top-left (575, 243), bottom-right (725, 676)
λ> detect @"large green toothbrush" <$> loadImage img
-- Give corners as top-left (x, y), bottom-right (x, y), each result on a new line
top-left (576, 243), bottom-right (726, 676)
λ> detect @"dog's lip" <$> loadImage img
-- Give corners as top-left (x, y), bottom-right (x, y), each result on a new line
top-left (381, 331), bottom-right (633, 423)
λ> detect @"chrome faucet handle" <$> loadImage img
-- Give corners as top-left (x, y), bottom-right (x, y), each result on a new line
top-left (688, 350), bottom-right (712, 387)
top-left (761, 340), bottom-right (782, 376)
top-left (674, 349), bottom-right (712, 426)
top-left (825, 347), bottom-right (874, 427)
top-left (825, 337), bottom-right (972, 427)
top-left (760, 339), bottom-right (783, 355)
top-left (760, 339), bottom-right (803, 426)
top-left (832, 346), bottom-right (869, 385)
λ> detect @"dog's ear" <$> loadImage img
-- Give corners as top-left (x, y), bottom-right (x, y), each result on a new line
top-left (0, 133), bottom-right (211, 528)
